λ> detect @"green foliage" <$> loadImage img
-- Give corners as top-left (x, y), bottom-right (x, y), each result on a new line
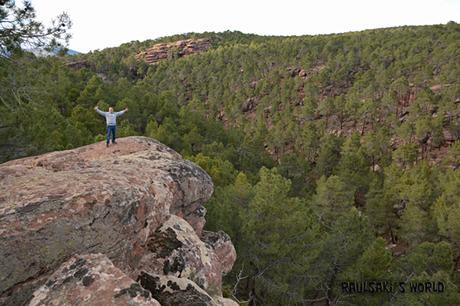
top-left (312, 175), bottom-right (354, 225)
top-left (205, 172), bottom-right (252, 244)
top-left (354, 237), bottom-right (393, 279)
top-left (432, 168), bottom-right (460, 246)
top-left (189, 153), bottom-right (236, 186)
top-left (315, 134), bottom-right (342, 177)
top-left (399, 203), bottom-right (429, 246)
top-left (393, 143), bottom-right (418, 167)
top-left (311, 209), bottom-right (374, 304)
top-left (398, 241), bottom-right (454, 275)
top-left (339, 237), bottom-right (394, 306)
top-left (240, 167), bottom-right (320, 304)
top-left (336, 133), bottom-right (372, 203)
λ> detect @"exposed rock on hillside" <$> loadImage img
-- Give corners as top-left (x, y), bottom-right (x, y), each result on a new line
top-left (241, 97), bottom-right (256, 112)
top-left (136, 38), bottom-right (211, 64)
top-left (64, 59), bottom-right (92, 69)
top-left (287, 63), bottom-right (326, 80)
top-left (0, 136), bottom-right (236, 306)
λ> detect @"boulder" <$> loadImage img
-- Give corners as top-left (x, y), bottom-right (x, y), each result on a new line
top-left (202, 230), bottom-right (237, 276)
top-left (138, 215), bottom-right (236, 296)
top-left (0, 136), bottom-right (236, 306)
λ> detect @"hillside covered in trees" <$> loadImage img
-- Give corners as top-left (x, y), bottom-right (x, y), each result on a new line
top-left (1, 23), bottom-right (460, 305)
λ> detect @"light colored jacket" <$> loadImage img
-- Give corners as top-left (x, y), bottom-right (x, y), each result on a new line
top-left (95, 108), bottom-right (126, 126)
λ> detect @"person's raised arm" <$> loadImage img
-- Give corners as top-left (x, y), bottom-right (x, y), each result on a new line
top-left (94, 106), bottom-right (106, 116)
top-left (115, 107), bottom-right (128, 116)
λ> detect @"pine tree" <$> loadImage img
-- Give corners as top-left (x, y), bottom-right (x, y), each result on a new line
top-left (240, 167), bottom-right (320, 304)
top-left (312, 175), bottom-right (354, 225)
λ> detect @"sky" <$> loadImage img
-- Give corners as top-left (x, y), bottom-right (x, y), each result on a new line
top-left (32, 0), bottom-right (460, 53)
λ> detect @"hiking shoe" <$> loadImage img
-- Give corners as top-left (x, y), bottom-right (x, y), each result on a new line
top-left (106, 143), bottom-right (109, 147)
top-left (113, 141), bottom-right (117, 144)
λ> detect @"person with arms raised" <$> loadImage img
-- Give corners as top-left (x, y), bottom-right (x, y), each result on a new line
top-left (94, 106), bottom-right (128, 147)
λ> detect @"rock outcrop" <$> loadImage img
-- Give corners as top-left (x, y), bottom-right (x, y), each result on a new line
top-left (136, 38), bottom-right (211, 64)
top-left (0, 136), bottom-right (236, 306)
top-left (138, 215), bottom-right (235, 297)
top-left (28, 254), bottom-right (160, 306)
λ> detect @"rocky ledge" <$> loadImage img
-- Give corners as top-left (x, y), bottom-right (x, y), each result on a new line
top-left (0, 136), bottom-right (237, 306)
top-left (136, 38), bottom-right (211, 64)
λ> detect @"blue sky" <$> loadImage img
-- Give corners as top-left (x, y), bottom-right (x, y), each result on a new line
top-left (33, 0), bottom-right (460, 53)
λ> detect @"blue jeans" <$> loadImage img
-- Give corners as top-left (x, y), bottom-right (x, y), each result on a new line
top-left (106, 125), bottom-right (116, 144)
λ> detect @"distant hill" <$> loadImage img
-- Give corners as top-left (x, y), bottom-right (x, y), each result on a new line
top-left (69, 24), bottom-right (459, 164)
top-left (65, 48), bottom-right (80, 55)
top-left (28, 47), bottom-right (80, 57)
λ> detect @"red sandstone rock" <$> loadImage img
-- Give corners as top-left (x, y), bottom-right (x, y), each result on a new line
top-left (138, 215), bottom-right (236, 296)
top-left (136, 38), bottom-right (211, 64)
top-left (0, 136), bottom-right (237, 306)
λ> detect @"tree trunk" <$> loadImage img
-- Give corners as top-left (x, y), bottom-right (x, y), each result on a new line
top-left (361, 119), bottom-right (366, 135)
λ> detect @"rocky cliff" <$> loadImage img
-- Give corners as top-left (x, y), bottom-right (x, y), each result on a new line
top-left (136, 38), bottom-right (211, 64)
top-left (0, 136), bottom-right (237, 306)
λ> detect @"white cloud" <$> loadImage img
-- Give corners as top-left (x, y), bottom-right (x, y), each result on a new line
top-left (32, 0), bottom-right (460, 52)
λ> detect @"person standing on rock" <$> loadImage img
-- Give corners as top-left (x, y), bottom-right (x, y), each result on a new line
top-left (94, 106), bottom-right (128, 147)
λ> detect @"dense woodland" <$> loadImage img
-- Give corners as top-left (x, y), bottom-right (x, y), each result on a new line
top-left (1, 18), bottom-right (460, 305)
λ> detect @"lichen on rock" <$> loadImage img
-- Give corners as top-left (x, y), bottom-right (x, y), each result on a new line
top-left (28, 253), bottom-right (160, 306)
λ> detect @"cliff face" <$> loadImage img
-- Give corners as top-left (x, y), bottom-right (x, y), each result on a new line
top-left (136, 38), bottom-right (211, 64)
top-left (0, 136), bottom-right (236, 306)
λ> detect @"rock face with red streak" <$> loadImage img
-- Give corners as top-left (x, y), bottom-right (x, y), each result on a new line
top-left (136, 38), bottom-right (211, 64)
top-left (0, 136), bottom-right (236, 306)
